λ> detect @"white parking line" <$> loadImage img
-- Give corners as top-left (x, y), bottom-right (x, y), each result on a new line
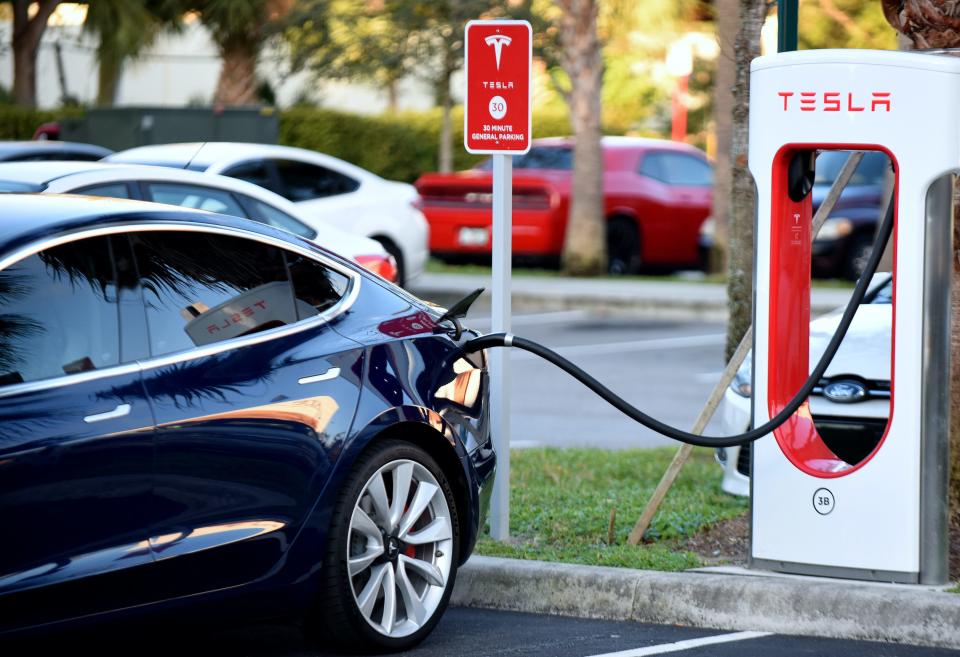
top-left (511, 333), bottom-right (725, 359)
top-left (583, 630), bottom-right (772, 657)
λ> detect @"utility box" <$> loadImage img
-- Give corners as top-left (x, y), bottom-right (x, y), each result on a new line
top-left (59, 107), bottom-right (278, 151)
top-left (749, 50), bottom-right (960, 584)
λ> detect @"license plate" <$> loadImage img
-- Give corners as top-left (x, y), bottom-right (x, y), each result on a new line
top-left (458, 227), bottom-right (489, 247)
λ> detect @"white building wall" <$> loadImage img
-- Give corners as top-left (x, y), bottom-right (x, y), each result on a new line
top-left (0, 20), bottom-right (438, 113)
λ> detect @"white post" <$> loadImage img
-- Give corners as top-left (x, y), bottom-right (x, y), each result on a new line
top-left (489, 152), bottom-right (512, 540)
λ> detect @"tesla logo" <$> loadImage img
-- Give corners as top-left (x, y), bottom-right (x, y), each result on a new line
top-left (778, 91), bottom-right (891, 112)
top-left (485, 34), bottom-right (512, 70)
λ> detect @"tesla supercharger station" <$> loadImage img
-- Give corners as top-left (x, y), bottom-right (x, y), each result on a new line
top-left (749, 49), bottom-right (960, 584)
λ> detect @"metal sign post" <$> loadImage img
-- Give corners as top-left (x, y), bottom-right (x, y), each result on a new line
top-left (489, 153), bottom-right (512, 540)
top-left (464, 19), bottom-right (532, 540)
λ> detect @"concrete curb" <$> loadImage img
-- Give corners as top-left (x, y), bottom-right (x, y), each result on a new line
top-left (452, 556), bottom-right (960, 649)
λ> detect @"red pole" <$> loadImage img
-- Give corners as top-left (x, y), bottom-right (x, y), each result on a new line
top-left (671, 74), bottom-right (689, 142)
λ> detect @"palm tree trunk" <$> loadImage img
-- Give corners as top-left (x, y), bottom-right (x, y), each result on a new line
top-left (215, 42), bottom-right (259, 106)
top-left (710, 0), bottom-right (737, 276)
top-left (725, 0), bottom-right (768, 360)
top-left (97, 49), bottom-right (122, 107)
top-left (437, 73), bottom-right (453, 174)
top-left (559, 0), bottom-right (605, 276)
top-left (12, 0), bottom-right (61, 107)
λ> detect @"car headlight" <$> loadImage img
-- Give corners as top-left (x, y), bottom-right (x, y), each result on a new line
top-left (729, 356), bottom-right (752, 398)
top-left (699, 216), bottom-right (715, 239)
top-left (815, 217), bottom-right (854, 241)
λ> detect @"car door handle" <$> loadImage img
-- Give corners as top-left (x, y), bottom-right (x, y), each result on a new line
top-left (298, 368), bottom-right (340, 385)
top-left (83, 403), bottom-right (132, 424)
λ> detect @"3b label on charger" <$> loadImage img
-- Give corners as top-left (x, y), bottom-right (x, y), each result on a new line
top-left (813, 488), bottom-right (836, 515)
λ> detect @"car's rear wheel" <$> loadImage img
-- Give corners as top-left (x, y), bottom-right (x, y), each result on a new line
top-left (606, 216), bottom-right (640, 275)
top-left (307, 439), bottom-right (459, 653)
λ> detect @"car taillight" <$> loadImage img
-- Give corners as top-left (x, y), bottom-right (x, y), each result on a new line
top-left (355, 254), bottom-right (399, 283)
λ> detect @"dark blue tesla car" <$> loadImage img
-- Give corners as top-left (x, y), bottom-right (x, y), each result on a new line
top-left (0, 195), bottom-right (494, 651)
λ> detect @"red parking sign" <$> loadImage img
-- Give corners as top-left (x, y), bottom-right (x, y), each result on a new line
top-left (464, 20), bottom-right (532, 155)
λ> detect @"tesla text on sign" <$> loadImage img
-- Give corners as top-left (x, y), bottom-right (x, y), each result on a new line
top-left (464, 20), bottom-right (532, 155)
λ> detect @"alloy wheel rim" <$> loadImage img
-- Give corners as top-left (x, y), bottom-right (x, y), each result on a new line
top-left (347, 458), bottom-right (453, 638)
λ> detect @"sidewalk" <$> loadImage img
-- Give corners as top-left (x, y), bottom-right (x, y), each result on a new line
top-left (453, 557), bottom-right (960, 649)
top-left (411, 272), bottom-right (855, 320)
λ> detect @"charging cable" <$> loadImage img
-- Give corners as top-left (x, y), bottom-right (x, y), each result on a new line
top-left (462, 195), bottom-right (894, 448)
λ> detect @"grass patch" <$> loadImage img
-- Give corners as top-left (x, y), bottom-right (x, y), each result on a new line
top-left (475, 447), bottom-right (747, 571)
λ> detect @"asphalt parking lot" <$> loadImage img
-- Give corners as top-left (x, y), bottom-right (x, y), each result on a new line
top-left (465, 309), bottom-right (728, 449)
top-left (30, 607), bottom-right (960, 656)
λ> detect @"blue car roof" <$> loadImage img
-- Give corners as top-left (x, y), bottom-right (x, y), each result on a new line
top-left (0, 193), bottom-right (303, 260)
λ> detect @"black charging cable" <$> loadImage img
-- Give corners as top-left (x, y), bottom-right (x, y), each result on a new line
top-left (462, 194), bottom-right (894, 448)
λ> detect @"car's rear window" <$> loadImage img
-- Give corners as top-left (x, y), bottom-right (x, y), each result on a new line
top-left (476, 147), bottom-right (573, 171)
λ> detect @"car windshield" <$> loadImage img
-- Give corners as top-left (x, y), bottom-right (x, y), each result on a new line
top-left (476, 146), bottom-right (573, 171)
top-left (868, 278), bottom-right (893, 305)
top-left (814, 151), bottom-right (889, 186)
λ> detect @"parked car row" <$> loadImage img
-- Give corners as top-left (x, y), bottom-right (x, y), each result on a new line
top-left (0, 140), bottom-right (430, 288)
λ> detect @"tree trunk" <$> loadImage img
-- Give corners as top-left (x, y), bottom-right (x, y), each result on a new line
top-left (725, 0), bottom-right (768, 361)
top-left (214, 42), bottom-right (259, 106)
top-left (387, 79), bottom-right (399, 113)
top-left (437, 73), bottom-right (453, 174)
top-left (12, 0), bottom-right (61, 107)
top-left (97, 51), bottom-right (122, 107)
top-left (710, 0), bottom-right (737, 276)
top-left (558, 0), bottom-right (605, 276)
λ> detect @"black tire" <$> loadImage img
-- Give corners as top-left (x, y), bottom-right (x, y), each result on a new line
top-left (374, 238), bottom-right (406, 288)
top-left (606, 217), bottom-right (641, 275)
top-left (306, 439), bottom-right (460, 653)
top-left (844, 233), bottom-right (874, 281)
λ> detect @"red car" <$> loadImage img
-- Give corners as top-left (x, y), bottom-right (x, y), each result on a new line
top-left (415, 136), bottom-right (713, 272)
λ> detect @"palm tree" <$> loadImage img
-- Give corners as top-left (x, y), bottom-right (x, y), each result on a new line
top-left (9, 0), bottom-right (61, 107)
top-left (196, 0), bottom-right (294, 106)
top-left (880, 0), bottom-right (960, 520)
top-left (556, 0), bottom-right (605, 276)
top-left (83, 0), bottom-right (184, 106)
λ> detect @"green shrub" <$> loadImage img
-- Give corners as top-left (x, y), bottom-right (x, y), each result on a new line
top-left (280, 105), bottom-right (627, 183)
top-left (0, 106), bottom-right (81, 140)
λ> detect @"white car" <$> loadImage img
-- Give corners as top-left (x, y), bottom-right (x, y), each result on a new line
top-left (107, 142), bottom-right (429, 286)
top-left (0, 161), bottom-right (399, 283)
top-left (716, 274), bottom-right (892, 496)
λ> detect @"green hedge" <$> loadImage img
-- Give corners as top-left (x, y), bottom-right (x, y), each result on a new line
top-left (280, 105), bottom-right (582, 182)
top-left (0, 106), bottom-right (81, 140)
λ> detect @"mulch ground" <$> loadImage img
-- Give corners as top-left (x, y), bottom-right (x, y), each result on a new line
top-left (680, 511), bottom-right (960, 582)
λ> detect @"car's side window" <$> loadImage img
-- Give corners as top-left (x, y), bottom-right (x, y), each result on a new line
top-left (272, 159), bottom-right (360, 202)
top-left (145, 182), bottom-right (248, 218)
top-left (639, 152), bottom-right (713, 187)
top-left (75, 182), bottom-right (132, 199)
top-left (0, 236), bottom-right (120, 387)
top-left (285, 251), bottom-right (350, 319)
top-left (237, 194), bottom-right (317, 240)
top-left (131, 232), bottom-right (301, 356)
